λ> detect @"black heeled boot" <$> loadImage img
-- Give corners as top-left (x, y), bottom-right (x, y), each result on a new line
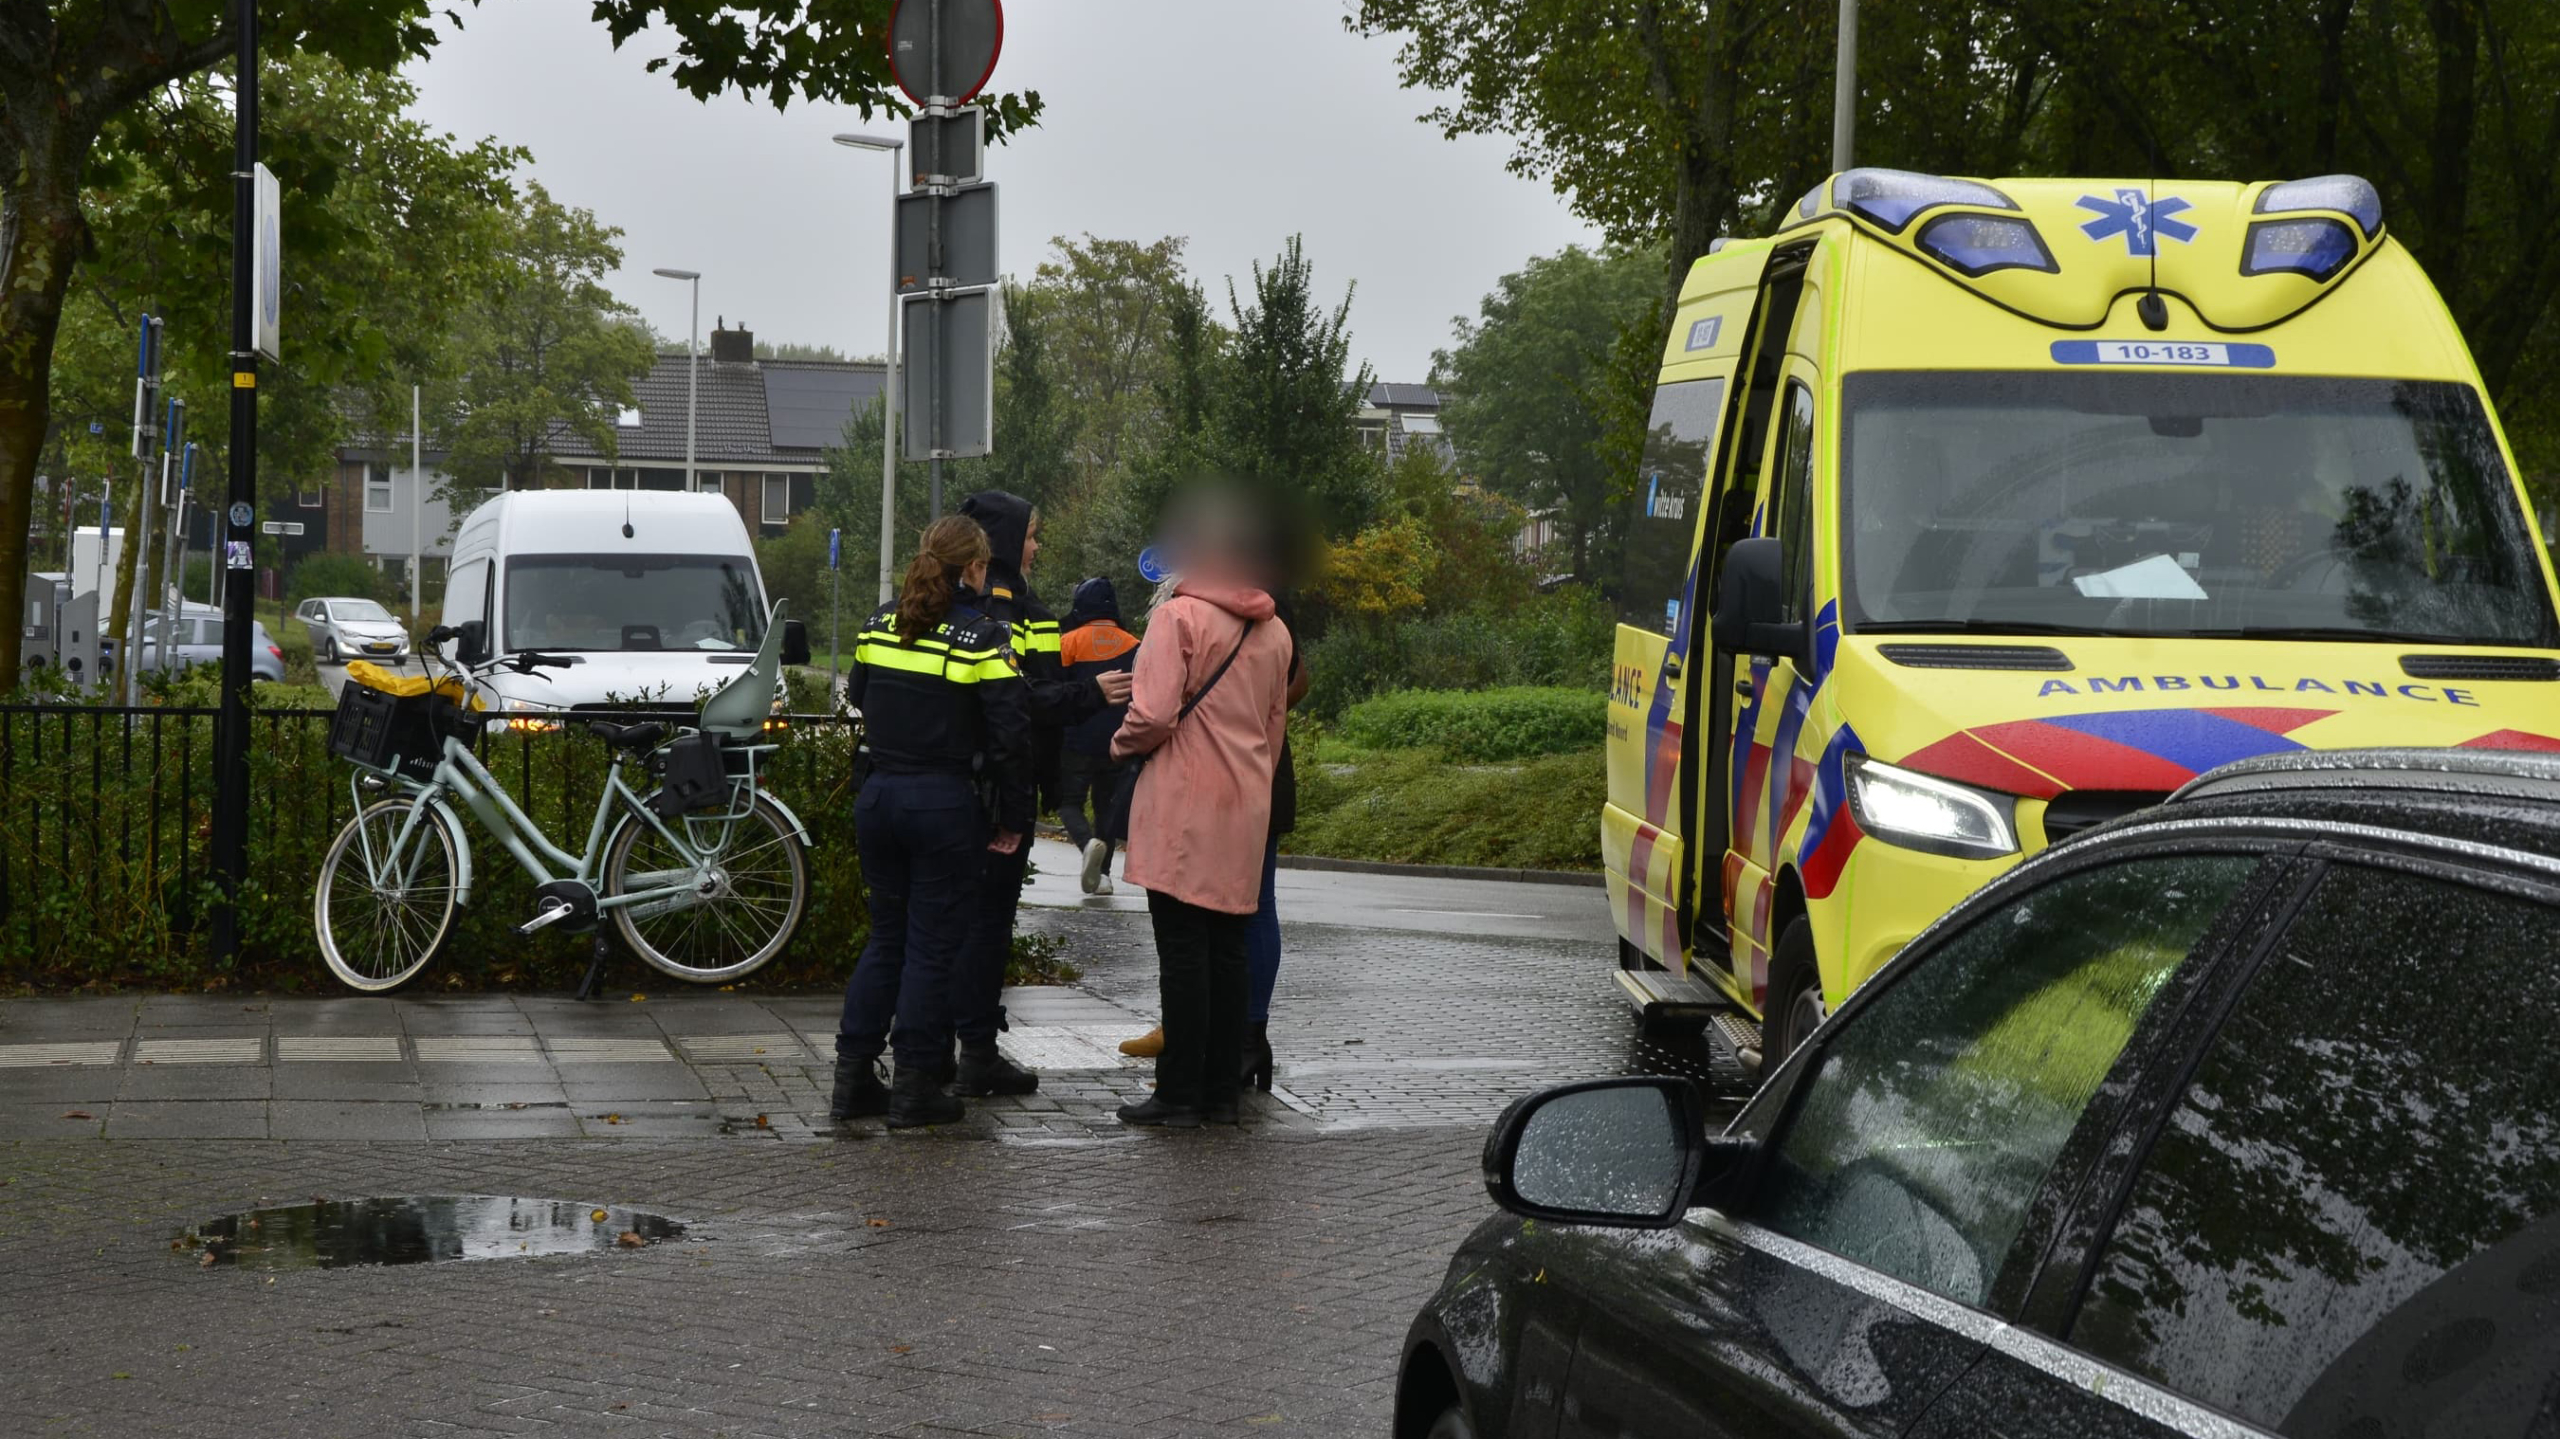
top-left (830, 1057), bottom-right (890, 1120)
top-left (954, 1042), bottom-right (1039, 1097)
top-left (886, 1066), bottom-right (964, 1129)
top-left (1239, 1023), bottom-right (1274, 1093)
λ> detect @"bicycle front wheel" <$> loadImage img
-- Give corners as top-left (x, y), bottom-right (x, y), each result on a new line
top-left (605, 792), bottom-right (808, 983)
top-left (315, 798), bottom-right (461, 993)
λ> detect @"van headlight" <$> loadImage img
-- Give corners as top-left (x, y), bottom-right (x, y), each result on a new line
top-left (1845, 754), bottom-right (2020, 859)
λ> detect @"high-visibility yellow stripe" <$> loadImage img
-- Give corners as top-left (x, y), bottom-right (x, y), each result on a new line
top-left (1011, 620), bottom-right (1062, 655)
top-left (858, 628), bottom-right (956, 653)
top-left (856, 644), bottom-right (1021, 685)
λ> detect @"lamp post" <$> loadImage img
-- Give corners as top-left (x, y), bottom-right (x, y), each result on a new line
top-left (834, 132), bottom-right (904, 606)
top-left (1833, 0), bottom-right (1859, 171)
top-left (652, 267), bottom-right (701, 495)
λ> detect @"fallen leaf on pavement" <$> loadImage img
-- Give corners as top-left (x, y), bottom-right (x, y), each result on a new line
top-left (591, 1209), bottom-right (609, 1223)
top-left (198, 1251), bottom-right (217, 1268)
top-left (60, 1110), bottom-right (92, 1120)
top-left (617, 1230), bottom-right (645, 1248)
top-left (866, 1218), bottom-right (891, 1228)
top-left (629, 993), bottom-right (646, 1002)
top-left (889, 1344), bottom-right (912, 1355)
top-left (754, 1114), bottom-right (770, 1127)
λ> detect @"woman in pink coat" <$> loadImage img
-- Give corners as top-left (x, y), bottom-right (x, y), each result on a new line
top-left (1109, 512), bottom-right (1293, 1128)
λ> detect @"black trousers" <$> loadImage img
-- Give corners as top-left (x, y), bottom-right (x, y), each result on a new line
top-left (834, 773), bottom-right (981, 1072)
top-left (1147, 891), bottom-right (1249, 1110)
top-left (953, 839), bottom-right (1026, 1047)
top-left (1056, 750), bottom-right (1120, 855)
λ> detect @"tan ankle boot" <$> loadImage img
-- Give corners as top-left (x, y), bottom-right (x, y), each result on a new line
top-left (1118, 1025), bottom-right (1165, 1058)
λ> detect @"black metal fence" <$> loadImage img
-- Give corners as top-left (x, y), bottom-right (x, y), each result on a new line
top-left (0, 703), bottom-right (865, 990)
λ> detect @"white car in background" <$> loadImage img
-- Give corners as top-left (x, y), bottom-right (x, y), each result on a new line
top-left (296, 596), bottom-right (411, 663)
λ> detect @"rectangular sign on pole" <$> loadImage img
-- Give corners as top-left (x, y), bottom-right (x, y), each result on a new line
top-left (251, 162), bottom-right (282, 363)
top-left (907, 108), bottom-right (985, 185)
top-left (901, 288), bottom-right (996, 461)
top-left (894, 183), bottom-right (998, 294)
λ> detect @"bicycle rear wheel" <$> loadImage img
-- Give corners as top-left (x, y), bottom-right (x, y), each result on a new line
top-left (604, 791), bottom-right (808, 983)
top-left (315, 799), bottom-right (461, 993)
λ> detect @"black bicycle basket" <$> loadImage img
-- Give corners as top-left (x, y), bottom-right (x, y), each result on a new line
top-left (648, 731), bottom-right (729, 818)
top-left (328, 683), bottom-right (441, 778)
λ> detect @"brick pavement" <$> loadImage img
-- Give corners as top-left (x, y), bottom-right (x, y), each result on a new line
top-left (0, 907), bottom-right (1750, 1436)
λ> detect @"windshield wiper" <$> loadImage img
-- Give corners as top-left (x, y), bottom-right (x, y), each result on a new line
top-left (1854, 619), bottom-right (2122, 638)
top-left (2194, 625), bottom-right (2496, 646)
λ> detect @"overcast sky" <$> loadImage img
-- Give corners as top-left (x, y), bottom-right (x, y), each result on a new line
top-left (402, 2), bottom-right (1605, 384)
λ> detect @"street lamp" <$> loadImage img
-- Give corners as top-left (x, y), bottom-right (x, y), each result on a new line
top-left (834, 131), bottom-right (904, 606)
top-left (652, 267), bottom-right (701, 496)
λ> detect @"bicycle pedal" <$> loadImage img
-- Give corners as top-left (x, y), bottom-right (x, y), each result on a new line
top-left (514, 901), bottom-right (575, 938)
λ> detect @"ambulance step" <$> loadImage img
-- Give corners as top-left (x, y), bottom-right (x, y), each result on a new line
top-left (1614, 967), bottom-right (1724, 1015)
top-left (1710, 1012), bottom-right (1765, 1075)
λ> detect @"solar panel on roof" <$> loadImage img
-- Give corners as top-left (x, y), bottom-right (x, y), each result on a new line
top-left (764, 367), bottom-right (884, 450)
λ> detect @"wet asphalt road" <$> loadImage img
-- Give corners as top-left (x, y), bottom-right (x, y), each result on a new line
top-left (0, 851), bottom-right (1739, 1437)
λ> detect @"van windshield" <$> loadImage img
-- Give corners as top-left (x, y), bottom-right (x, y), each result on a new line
top-left (1840, 372), bottom-right (2557, 647)
top-left (504, 554), bottom-right (767, 653)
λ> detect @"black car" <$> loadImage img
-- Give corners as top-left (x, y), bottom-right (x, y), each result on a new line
top-left (1399, 747), bottom-right (2560, 1439)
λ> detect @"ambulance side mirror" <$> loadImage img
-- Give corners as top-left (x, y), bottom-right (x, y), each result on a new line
top-left (1712, 538), bottom-right (1808, 665)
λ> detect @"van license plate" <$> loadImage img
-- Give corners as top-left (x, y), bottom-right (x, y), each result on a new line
top-left (2050, 340), bottom-right (2276, 368)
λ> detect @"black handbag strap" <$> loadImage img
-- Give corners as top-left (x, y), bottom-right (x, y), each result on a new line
top-left (1176, 618), bottom-right (1256, 725)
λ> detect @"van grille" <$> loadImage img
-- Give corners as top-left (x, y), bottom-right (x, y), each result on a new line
top-left (2043, 790), bottom-right (2168, 844)
top-left (1878, 643), bottom-right (2074, 672)
top-left (2398, 654), bottom-right (2560, 682)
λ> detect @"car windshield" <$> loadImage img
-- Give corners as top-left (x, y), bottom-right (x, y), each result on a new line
top-left (1840, 372), bottom-right (2558, 647)
top-left (504, 554), bottom-right (766, 653)
top-left (330, 600), bottom-right (393, 622)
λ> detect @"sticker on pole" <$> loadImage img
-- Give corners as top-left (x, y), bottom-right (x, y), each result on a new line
top-left (1137, 547), bottom-right (1169, 584)
top-left (887, 0), bottom-right (1003, 106)
top-left (829, 528), bottom-right (842, 571)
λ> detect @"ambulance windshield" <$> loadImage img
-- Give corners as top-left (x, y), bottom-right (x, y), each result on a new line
top-left (1840, 373), bottom-right (2557, 648)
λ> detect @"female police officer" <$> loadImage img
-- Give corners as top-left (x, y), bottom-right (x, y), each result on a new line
top-left (833, 516), bottom-right (1032, 1128)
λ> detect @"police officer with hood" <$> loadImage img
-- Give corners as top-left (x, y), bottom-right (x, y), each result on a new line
top-left (951, 490), bottom-right (1133, 1095)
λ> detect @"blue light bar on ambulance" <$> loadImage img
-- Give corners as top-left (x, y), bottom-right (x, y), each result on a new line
top-left (2255, 174), bottom-right (2382, 239)
top-left (1831, 168), bottom-right (2018, 233)
top-left (1916, 213), bottom-right (2058, 277)
top-left (2241, 218), bottom-right (2357, 283)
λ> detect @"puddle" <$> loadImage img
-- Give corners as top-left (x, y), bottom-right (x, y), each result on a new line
top-left (178, 1195), bottom-right (687, 1270)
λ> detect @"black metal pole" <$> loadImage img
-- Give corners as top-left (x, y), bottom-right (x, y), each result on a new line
top-left (209, 0), bottom-right (256, 960)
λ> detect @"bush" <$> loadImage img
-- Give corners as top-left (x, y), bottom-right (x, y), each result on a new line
top-left (1287, 746), bottom-right (1603, 871)
top-left (1336, 686), bottom-right (1604, 762)
top-left (286, 552), bottom-right (390, 607)
top-left (1302, 586), bottom-right (1613, 719)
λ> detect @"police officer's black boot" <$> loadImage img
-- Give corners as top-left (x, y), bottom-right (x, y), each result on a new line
top-left (953, 1041), bottom-right (1039, 1097)
top-left (886, 1065), bottom-right (964, 1129)
top-left (830, 1057), bottom-right (890, 1121)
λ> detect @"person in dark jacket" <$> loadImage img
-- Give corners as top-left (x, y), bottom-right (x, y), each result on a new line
top-left (950, 491), bottom-right (1132, 1096)
top-left (833, 516), bottom-right (1032, 1129)
top-left (1057, 576), bottom-right (1138, 894)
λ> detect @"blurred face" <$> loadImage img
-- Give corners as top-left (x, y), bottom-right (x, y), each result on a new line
top-left (1021, 514), bottom-right (1041, 574)
top-left (964, 557), bottom-right (989, 593)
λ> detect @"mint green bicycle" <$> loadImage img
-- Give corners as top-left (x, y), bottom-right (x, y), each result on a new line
top-left (313, 607), bottom-right (813, 993)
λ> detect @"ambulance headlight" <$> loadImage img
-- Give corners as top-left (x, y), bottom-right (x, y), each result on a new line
top-left (2241, 218), bottom-right (2357, 283)
top-left (1845, 754), bottom-right (2019, 860)
top-left (1832, 169), bottom-right (2018, 233)
top-left (1916, 214), bottom-right (2058, 277)
top-left (2255, 175), bottom-right (2383, 238)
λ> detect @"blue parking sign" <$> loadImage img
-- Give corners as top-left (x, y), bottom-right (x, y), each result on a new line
top-left (829, 528), bottom-right (841, 571)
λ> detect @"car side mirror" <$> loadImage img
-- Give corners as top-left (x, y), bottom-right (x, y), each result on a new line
top-left (779, 619), bottom-right (812, 668)
top-left (1484, 1077), bottom-right (1748, 1228)
top-left (452, 619), bottom-right (490, 666)
top-left (1711, 537), bottom-right (1808, 664)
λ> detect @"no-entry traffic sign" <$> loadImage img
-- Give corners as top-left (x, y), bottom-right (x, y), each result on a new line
top-left (887, 0), bottom-right (1003, 106)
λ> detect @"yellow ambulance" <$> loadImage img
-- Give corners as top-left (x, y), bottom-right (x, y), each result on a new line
top-left (1605, 169), bottom-right (2560, 1071)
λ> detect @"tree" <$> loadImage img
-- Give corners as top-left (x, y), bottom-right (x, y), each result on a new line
top-left (440, 184), bottom-right (656, 493)
top-left (1028, 235), bottom-right (1193, 486)
top-left (1210, 235), bottom-right (1380, 538)
top-left (0, 0), bottom-right (1040, 686)
top-left (1436, 244), bottom-right (1665, 582)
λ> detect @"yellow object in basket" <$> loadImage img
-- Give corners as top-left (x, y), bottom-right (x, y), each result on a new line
top-left (343, 660), bottom-right (481, 708)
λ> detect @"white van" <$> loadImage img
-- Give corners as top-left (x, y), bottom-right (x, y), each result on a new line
top-left (439, 490), bottom-right (807, 712)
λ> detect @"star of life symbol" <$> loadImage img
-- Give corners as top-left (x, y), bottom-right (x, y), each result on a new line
top-left (2077, 188), bottom-right (2198, 257)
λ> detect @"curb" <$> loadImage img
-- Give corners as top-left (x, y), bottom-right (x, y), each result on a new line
top-left (1272, 853), bottom-right (1605, 888)
top-left (1031, 825), bottom-right (1604, 889)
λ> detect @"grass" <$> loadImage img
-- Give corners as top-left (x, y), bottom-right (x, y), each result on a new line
top-left (1286, 742), bottom-right (1604, 872)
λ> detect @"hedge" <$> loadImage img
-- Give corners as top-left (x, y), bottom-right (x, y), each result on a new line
top-left (1335, 686), bottom-right (1606, 763)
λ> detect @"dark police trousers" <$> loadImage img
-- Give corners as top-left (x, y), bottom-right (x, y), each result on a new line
top-left (836, 772), bottom-right (984, 1074)
top-left (954, 840), bottom-right (1027, 1048)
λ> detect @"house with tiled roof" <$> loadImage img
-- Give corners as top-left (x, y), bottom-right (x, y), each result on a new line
top-left (305, 322), bottom-right (881, 599)
top-left (1352, 381), bottom-right (1454, 465)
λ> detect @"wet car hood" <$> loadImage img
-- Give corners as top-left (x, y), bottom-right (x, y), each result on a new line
top-left (1826, 636), bottom-right (2560, 796)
